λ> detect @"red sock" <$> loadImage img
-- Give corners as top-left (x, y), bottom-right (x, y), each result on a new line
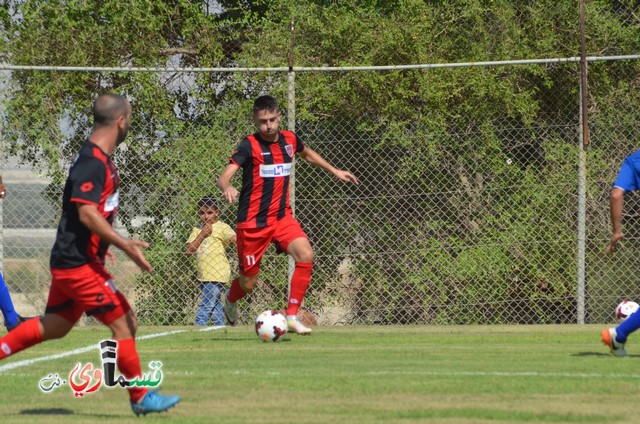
top-left (116, 338), bottom-right (147, 403)
top-left (227, 277), bottom-right (248, 303)
top-left (287, 262), bottom-right (313, 316)
top-left (0, 318), bottom-right (43, 360)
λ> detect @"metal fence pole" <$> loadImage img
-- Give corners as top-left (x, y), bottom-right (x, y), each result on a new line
top-left (287, 18), bottom-right (296, 296)
top-left (576, 0), bottom-right (589, 324)
top-left (577, 87), bottom-right (587, 324)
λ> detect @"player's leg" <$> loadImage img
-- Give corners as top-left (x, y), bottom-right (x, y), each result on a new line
top-left (275, 216), bottom-right (314, 335)
top-left (91, 281), bottom-right (145, 404)
top-left (210, 282), bottom-right (225, 326)
top-left (100, 292), bottom-right (180, 415)
top-left (234, 226), bottom-right (273, 294)
top-left (0, 272), bottom-right (21, 331)
top-left (602, 309), bottom-right (640, 356)
top-left (223, 273), bottom-right (258, 326)
top-left (195, 282), bottom-right (215, 326)
top-left (224, 226), bottom-right (273, 325)
top-left (0, 316), bottom-right (44, 360)
top-left (0, 279), bottom-right (80, 360)
top-left (56, 263), bottom-right (178, 414)
top-left (616, 309), bottom-right (640, 342)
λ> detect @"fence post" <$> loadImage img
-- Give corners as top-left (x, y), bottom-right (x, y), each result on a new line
top-left (577, 89), bottom-right (587, 324)
top-left (576, 0), bottom-right (589, 324)
top-left (287, 17), bottom-right (296, 295)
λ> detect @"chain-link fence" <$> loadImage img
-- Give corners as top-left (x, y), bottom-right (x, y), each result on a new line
top-left (1, 2), bottom-right (640, 327)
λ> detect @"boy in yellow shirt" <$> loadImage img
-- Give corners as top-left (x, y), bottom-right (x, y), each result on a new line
top-left (186, 196), bottom-right (236, 326)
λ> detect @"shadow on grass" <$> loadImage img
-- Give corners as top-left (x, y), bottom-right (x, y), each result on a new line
top-left (572, 351), bottom-right (640, 357)
top-left (192, 336), bottom-right (293, 343)
top-left (21, 408), bottom-right (73, 415)
top-left (20, 408), bottom-right (120, 418)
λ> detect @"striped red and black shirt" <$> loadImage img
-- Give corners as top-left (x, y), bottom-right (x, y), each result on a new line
top-left (50, 140), bottom-right (119, 269)
top-left (230, 130), bottom-right (305, 229)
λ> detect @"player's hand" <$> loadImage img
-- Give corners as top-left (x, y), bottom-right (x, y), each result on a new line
top-left (223, 186), bottom-right (239, 204)
top-left (0, 182), bottom-right (6, 199)
top-left (200, 223), bottom-right (213, 237)
top-left (605, 232), bottom-right (624, 256)
top-left (122, 239), bottom-right (153, 273)
top-left (334, 170), bottom-right (359, 185)
top-left (105, 249), bottom-right (116, 265)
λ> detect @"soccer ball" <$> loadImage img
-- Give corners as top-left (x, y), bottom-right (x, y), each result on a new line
top-left (255, 310), bottom-right (287, 342)
top-left (615, 300), bottom-right (639, 323)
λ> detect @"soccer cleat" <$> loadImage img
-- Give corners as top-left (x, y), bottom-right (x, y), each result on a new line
top-left (131, 389), bottom-right (181, 416)
top-left (601, 328), bottom-right (627, 357)
top-left (223, 295), bottom-right (238, 326)
top-left (287, 315), bottom-right (312, 335)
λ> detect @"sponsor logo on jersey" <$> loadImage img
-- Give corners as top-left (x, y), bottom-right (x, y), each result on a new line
top-left (259, 163), bottom-right (291, 178)
top-left (104, 190), bottom-right (119, 212)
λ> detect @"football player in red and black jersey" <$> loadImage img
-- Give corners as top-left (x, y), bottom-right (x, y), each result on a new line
top-left (0, 94), bottom-right (180, 416)
top-left (217, 95), bottom-right (359, 334)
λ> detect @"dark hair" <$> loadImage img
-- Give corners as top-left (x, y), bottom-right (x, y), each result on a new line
top-left (93, 94), bottom-right (129, 127)
top-left (197, 196), bottom-right (218, 210)
top-left (253, 95), bottom-right (279, 114)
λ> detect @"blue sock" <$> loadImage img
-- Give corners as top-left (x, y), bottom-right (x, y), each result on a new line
top-left (616, 310), bottom-right (640, 343)
top-left (0, 273), bottom-right (18, 327)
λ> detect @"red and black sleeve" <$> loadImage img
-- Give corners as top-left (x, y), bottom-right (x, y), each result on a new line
top-left (69, 157), bottom-right (106, 206)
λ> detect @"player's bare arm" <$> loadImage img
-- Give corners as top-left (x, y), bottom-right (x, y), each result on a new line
top-left (605, 187), bottom-right (625, 255)
top-left (298, 147), bottom-right (359, 185)
top-left (77, 203), bottom-right (153, 272)
top-left (217, 163), bottom-right (241, 204)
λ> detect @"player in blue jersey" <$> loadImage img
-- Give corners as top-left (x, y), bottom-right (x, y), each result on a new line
top-left (0, 176), bottom-right (28, 332)
top-left (602, 149), bottom-right (640, 356)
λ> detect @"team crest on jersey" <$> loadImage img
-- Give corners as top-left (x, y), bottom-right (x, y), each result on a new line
top-left (285, 144), bottom-right (294, 158)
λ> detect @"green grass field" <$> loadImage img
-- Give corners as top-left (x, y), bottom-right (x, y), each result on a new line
top-left (0, 325), bottom-right (638, 423)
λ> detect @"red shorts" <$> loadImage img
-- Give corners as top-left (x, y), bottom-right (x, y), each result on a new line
top-left (237, 215), bottom-right (308, 276)
top-left (46, 263), bottom-right (131, 325)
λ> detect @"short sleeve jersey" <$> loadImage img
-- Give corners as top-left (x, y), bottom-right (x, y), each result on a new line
top-left (50, 140), bottom-right (119, 269)
top-left (186, 221), bottom-right (236, 282)
top-left (229, 130), bottom-right (305, 229)
top-left (613, 149), bottom-right (640, 193)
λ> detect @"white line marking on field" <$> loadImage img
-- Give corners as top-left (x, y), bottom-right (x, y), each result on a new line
top-left (196, 325), bottom-right (225, 332)
top-left (366, 370), bottom-right (640, 379)
top-left (0, 326), bottom-right (225, 374)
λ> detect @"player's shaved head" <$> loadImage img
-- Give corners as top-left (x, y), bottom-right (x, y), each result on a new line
top-left (93, 94), bottom-right (130, 127)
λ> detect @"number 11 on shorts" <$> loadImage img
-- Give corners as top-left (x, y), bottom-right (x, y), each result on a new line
top-left (245, 255), bottom-right (256, 266)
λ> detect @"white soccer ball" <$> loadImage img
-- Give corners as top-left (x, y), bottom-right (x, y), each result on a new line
top-left (255, 310), bottom-right (287, 342)
top-left (615, 300), bottom-right (639, 323)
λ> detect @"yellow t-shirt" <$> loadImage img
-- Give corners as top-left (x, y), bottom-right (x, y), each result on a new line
top-left (187, 221), bottom-right (235, 283)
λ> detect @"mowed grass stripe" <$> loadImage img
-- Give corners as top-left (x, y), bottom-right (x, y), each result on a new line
top-left (0, 324), bottom-right (637, 424)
